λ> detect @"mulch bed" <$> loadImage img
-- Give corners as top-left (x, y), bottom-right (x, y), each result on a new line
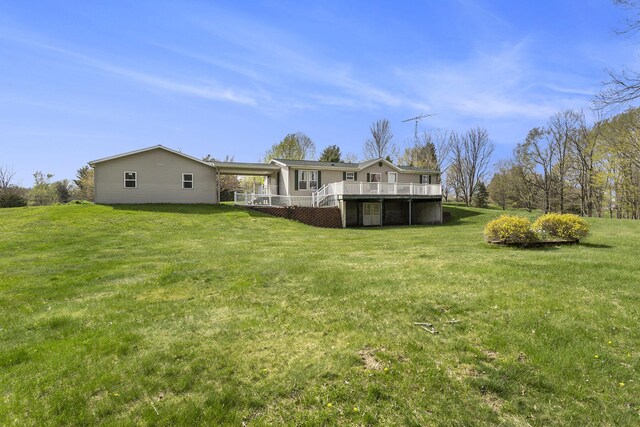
top-left (487, 239), bottom-right (579, 248)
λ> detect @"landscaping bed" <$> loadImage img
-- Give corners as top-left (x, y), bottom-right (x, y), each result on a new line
top-left (487, 238), bottom-right (579, 247)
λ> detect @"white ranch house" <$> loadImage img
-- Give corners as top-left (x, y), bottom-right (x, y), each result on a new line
top-left (89, 145), bottom-right (443, 227)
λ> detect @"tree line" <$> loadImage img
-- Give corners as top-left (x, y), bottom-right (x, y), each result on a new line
top-left (0, 165), bottom-right (94, 208)
top-left (488, 108), bottom-right (640, 219)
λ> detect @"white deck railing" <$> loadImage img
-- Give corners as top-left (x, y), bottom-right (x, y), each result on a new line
top-left (322, 181), bottom-right (441, 197)
top-left (234, 181), bottom-right (441, 208)
top-left (234, 193), bottom-right (338, 208)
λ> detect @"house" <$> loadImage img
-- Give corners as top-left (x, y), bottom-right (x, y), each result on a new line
top-left (89, 145), bottom-right (443, 227)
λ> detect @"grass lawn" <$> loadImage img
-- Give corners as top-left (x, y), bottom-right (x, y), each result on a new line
top-left (1, 203), bottom-right (639, 425)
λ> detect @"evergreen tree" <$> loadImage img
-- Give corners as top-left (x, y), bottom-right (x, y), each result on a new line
top-left (474, 182), bottom-right (489, 208)
top-left (319, 145), bottom-right (342, 162)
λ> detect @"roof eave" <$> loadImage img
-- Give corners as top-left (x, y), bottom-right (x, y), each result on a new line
top-left (88, 145), bottom-right (215, 168)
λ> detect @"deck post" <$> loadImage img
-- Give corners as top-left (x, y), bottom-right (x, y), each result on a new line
top-left (409, 199), bottom-right (412, 226)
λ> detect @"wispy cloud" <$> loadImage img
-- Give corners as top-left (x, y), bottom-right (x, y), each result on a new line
top-left (395, 40), bottom-right (592, 121)
top-left (0, 30), bottom-right (258, 106)
top-left (189, 10), bottom-right (432, 112)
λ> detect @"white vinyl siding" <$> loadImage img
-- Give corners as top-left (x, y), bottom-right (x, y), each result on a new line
top-left (94, 148), bottom-right (218, 204)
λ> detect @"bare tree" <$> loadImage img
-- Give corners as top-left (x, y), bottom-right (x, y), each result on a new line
top-left (363, 119), bottom-right (395, 160)
top-left (548, 110), bottom-right (581, 212)
top-left (572, 111), bottom-right (604, 216)
top-left (293, 132), bottom-right (316, 160)
top-left (517, 128), bottom-right (556, 213)
top-left (0, 165), bottom-right (16, 189)
top-left (595, 1), bottom-right (640, 108)
top-left (448, 127), bottom-right (494, 206)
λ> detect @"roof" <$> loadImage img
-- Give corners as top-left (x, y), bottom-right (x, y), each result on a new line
top-left (88, 145), bottom-right (439, 174)
top-left (397, 165), bottom-right (440, 173)
top-left (271, 159), bottom-right (360, 169)
top-left (88, 145), bottom-right (215, 168)
top-left (271, 158), bottom-right (439, 174)
top-left (215, 161), bottom-right (280, 176)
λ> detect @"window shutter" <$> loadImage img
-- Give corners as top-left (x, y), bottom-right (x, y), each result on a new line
top-left (294, 170), bottom-right (299, 190)
top-left (317, 171), bottom-right (321, 187)
top-left (354, 172), bottom-right (357, 181)
top-left (343, 171), bottom-right (346, 180)
top-left (367, 173), bottom-right (371, 182)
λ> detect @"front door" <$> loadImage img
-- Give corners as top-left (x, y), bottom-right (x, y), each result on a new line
top-left (363, 202), bottom-right (381, 226)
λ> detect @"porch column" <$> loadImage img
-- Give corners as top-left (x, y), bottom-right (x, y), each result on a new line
top-left (409, 199), bottom-right (412, 226)
top-left (216, 168), bottom-right (221, 203)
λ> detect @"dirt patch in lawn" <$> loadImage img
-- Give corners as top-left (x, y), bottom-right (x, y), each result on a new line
top-left (358, 347), bottom-right (384, 370)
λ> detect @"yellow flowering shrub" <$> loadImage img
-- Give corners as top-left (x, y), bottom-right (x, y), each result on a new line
top-left (532, 213), bottom-right (589, 241)
top-left (484, 215), bottom-right (538, 244)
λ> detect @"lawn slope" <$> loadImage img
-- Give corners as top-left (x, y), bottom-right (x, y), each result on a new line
top-left (1, 204), bottom-right (639, 425)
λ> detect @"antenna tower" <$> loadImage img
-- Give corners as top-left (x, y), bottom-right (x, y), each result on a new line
top-left (402, 113), bottom-right (436, 144)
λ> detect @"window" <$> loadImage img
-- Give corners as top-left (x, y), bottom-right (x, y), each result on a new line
top-left (182, 173), bottom-right (193, 189)
top-left (298, 170), bottom-right (308, 190)
top-left (124, 171), bottom-right (137, 188)
top-left (309, 170), bottom-right (318, 190)
top-left (368, 173), bottom-right (381, 183)
top-left (297, 169), bottom-right (319, 190)
top-left (345, 171), bottom-right (355, 181)
top-left (421, 174), bottom-right (431, 184)
top-left (388, 172), bottom-right (397, 183)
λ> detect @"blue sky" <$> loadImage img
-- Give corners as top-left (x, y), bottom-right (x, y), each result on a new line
top-left (0, 0), bottom-right (636, 186)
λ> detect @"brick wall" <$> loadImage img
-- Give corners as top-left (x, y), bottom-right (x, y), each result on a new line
top-left (246, 206), bottom-right (343, 228)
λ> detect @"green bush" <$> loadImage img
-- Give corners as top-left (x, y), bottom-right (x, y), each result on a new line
top-left (0, 191), bottom-right (28, 208)
top-left (484, 214), bottom-right (538, 244)
top-left (532, 213), bottom-right (589, 241)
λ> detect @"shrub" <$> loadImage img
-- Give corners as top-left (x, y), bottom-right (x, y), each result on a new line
top-left (484, 214), bottom-right (538, 244)
top-left (0, 191), bottom-right (28, 208)
top-left (532, 213), bottom-right (589, 241)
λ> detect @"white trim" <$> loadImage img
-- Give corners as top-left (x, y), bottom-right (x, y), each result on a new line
top-left (309, 170), bottom-right (318, 190)
top-left (182, 172), bottom-right (194, 190)
top-left (298, 170), bottom-right (308, 190)
top-left (358, 158), bottom-right (405, 173)
top-left (269, 159), bottom-right (288, 167)
top-left (89, 145), bottom-right (215, 168)
top-left (124, 171), bottom-right (137, 189)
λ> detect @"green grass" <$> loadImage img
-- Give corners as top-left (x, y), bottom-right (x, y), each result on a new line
top-left (1, 203), bottom-right (639, 425)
